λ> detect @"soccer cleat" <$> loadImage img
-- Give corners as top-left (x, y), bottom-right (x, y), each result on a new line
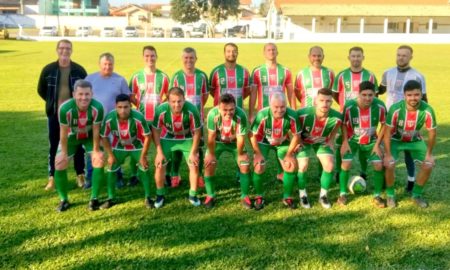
top-left (154, 195), bottom-right (165, 208)
top-left (144, 197), bottom-right (155, 209)
top-left (254, 196), bottom-right (265, 211)
top-left (241, 196), bottom-right (252, 209)
top-left (198, 176), bottom-right (205, 188)
top-left (386, 197), bottom-right (397, 208)
top-left (45, 176), bottom-right (55, 191)
top-left (116, 178), bottom-right (125, 189)
top-left (336, 195), bottom-right (348, 206)
top-left (412, 196), bottom-right (429, 208)
top-left (189, 195), bottom-right (201, 207)
top-left (204, 196), bottom-right (215, 209)
top-left (129, 176), bottom-right (139, 187)
top-left (76, 174), bottom-right (85, 188)
top-left (319, 196), bottom-right (332, 209)
top-left (405, 181), bottom-right (415, 194)
top-left (88, 199), bottom-right (100, 211)
top-left (276, 172), bottom-right (284, 182)
top-left (171, 176), bottom-right (181, 188)
top-left (56, 200), bottom-right (70, 212)
top-left (372, 196), bottom-right (387, 208)
top-left (100, 199), bottom-right (115, 209)
top-left (282, 198), bottom-right (297, 209)
top-left (299, 196), bottom-right (311, 209)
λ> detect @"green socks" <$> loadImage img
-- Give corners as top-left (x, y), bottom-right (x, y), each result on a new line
top-left (106, 171), bottom-right (117, 199)
top-left (412, 184), bottom-right (424, 198)
top-left (204, 176), bottom-right (215, 197)
top-left (138, 168), bottom-right (152, 198)
top-left (297, 172), bottom-right (307, 190)
top-left (373, 170), bottom-right (384, 196)
top-left (91, 168), bottom-right (104, 200)
top-left (252, 172), bottom-right (264, 196)
top-left (156, 187), bottom-right (166, 196)
top-left (320, 171), bottom-right (333, 190)
top-left (189, 189), bottom-right (197, 197)
top-left (283, 171), bottom-right (296, 199)
top-left (240, 172), bottom-right (250, 198)
top-left (55, 170), bottom-right (69, 201)
top-left (339, 169), bottom-right (350, 195)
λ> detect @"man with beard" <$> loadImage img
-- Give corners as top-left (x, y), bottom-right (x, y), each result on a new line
top-left (383, 80), bottom-right (436, 208)
top-left (378, 45), bottom-right (427, 194)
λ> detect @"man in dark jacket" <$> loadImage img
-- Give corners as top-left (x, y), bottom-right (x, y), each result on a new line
top-left (38, 39), bottom-right (87, 190)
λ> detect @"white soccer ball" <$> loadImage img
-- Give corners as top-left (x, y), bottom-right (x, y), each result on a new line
top-left (348, 175), bottom-right (367, 194)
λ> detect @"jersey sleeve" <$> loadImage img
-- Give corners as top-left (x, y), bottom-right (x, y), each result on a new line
top-left (170, 73), bottom-right (178, 88)
top-left (152, 104), bottom-right (163, 129)
top-left (93, 102), bottom-right (104, 124)
top-left (290, 114), bottom-right (301, 134)
top-left (58, 103), bottom-right (70, 126)
top-left (201, 71), bottom-right (209, 95)
top-left (137, 111), bottom-right (151, 135)
top-left (251, 112), bottom-right (262, 134)
top-left (100, 116), bottom-right (111, 138)
top-left (209, 68), bottom-right (218, 91)
top-left (295, 71), bottom-right (303, 90)
top-left (161, 73), bottom-right (170, 101)
top-left (250, 68), bottom-right (259, 87)
top-left (237, 109), bottom-right (249, 135)
top-left (243, 68), bottom-right (250, 90)
top-left (386, 106), bottom-right (396, 127)
top-left (206, 108), bottom-right (217, 132)
top-left (378, 100), bottom-right (387, 124)
top-left (371, 73), bottom-right (379, 92)
top-left (189, 107), bottom-right (202, 131)
top-left (425, 106), bottom-right (437, 130)
top-left (328, 70), bottom-right (335, 89)
top-left (284, 69), bottom-right (293, 87)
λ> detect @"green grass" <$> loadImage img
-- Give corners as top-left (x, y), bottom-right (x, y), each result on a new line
top-left (0, 40), bottom-right (449, 269)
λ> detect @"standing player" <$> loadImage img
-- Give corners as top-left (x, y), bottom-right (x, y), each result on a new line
top-left (37, 39), bottom-right (86, 190)
top-left (383, 80), bottom-right (436, 208)
top-left (170, 47), bottom-right (209, 187)
top-left (249, 43), bottom-right (294, 181)
top-left (295, 46), bottom-right (334, 108)
top-left (332, 47), bottom-right (378, 182)
top-left (209, 43), bottom-right (251, 109)
top-left (296, 88), bottom-right (342, 209)
top-left (85, 52), bottom-right (131, 188)
top-left (339, 81), bottom-right (386, 207)
top-left (379, 45), bottom-right (427, 193)
top-left (152, 87), bottom-right (203, 208)
top-left (53, 80), bottom-right (104, 212)
top-left (204, 94), bottom-right (251, 209)
top-left (250, 93), bottom-right (301, 210)
top-left (100, 94), bottom-right (153, 209)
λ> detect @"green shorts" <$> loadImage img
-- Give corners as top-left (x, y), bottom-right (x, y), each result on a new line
top-left (296, 143), bottom-right (334, 159)
top-left (161, 139), bottom-right (194, 164)
top-left (57, 138), bottom-right (93, 158)
top-left (391, 140), bottom-right (427, 162)
top-left (110, 149), bottom-right (144, 172)
top-left (258, 142), bottom-right (290, 162)
top-left (342, 141), bottom-right (382, 163)
top-left (206, 142), bottom-right (238, 159)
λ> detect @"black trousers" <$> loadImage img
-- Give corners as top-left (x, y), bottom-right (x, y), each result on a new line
top-left (47, 114), bottom-right (85, 176)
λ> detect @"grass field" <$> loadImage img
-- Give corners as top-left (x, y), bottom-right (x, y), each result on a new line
top-left (0, 40), bottom-right (449, 269)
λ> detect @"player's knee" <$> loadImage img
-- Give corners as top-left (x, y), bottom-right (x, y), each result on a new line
top-left (373, 162), bottom-right (383, 171)
top-left (254, 164), bottom-right (265, 174)
top-left (421, 162), bottom-right (434, 171)
top-left (322, 160), bottom-right (334, 172)
top-left (55, 155), bottom-right (68, 170)
top-left (341, 161), bottom-right (352, 171)
top-left (297, 159), bottom-right (308, 172)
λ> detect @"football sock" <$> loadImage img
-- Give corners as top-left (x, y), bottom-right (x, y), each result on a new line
top-left (339, 169), bottom-right (350, 195)
top-left (386, 186), bottom-right (395, 198)
top-left (204, 176), bottom-right (215, 197)
top-left (299, 189), bottom-right (307, 198)
top-left (138, 168), bottom-right (152, 198)
top-left (156, 187), bottom-right (166, 196)
top-left (320, 171), bottom-right (333, 190)
top-left (239, 172), bottom-right (250, 198)
top-left (55, 170), bottom-right (69, 201)
top-left (189, 189), bottom-right (197, 197)
top-left (412, 184), bottom-right (424, 198)
top-left (91, 168), bottom-right (104, 200)
top-left (373, 170), bottom-right (384, 197)
top-left (252, 172), bottom-right (264, 196)
top-left (106, 171), bottom-right (117, 199)
top-left (297, 172), bottom-right (307, 190)
top-left (282, 171), bottom-right (296, 199)
top-left (320, 188), bottom-right (328, 197)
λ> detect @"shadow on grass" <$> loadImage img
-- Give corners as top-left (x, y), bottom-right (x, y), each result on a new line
top-left (0, 50), bottom-right (17, 54)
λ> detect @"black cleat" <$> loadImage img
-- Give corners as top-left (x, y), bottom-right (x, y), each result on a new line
top-left (204, 196), bottom-right (215, 209)
top-left (282, 198), bottom-right (297, 209)
top-left (56, 200), bottom-right (70, 212)
top-left (154, 195), bottom-right (165, 208)
top-left (254, 196), bottom-right (265, 211)
top-left (116, 178), bottom-right (125, 189)
top-left (88, 199), bottom-right (100, 211)
top-left (319, 196), bottom-right (331, 209)
top-left (372, 196), bottom-right (387, 208)
top-left (144, 197), bottom-right (155, 209)
top-left (299, 196), bottom-right (311, 209)
top-left (412, 196), bottom-right (428, 208)
top-left (100, 199), bottom-right (115, 209)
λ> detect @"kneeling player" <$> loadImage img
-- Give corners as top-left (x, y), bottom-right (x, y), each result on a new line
top-left (204, 94), bottom-right (251, 209)
top-left (297, 88), bottom-right (342, 209)
top-left (250, 93), bottom-right (301, 210)
top-left (54, 80), bottom-right (105, 212)
top-left (383, 80), bottom-right (436, 208)
top-left (339, 81), bottom-right (386, 207)
top-left (100, 94), bottom-right (153, 209)
top-left (152, 87), bottom-right (203, 208)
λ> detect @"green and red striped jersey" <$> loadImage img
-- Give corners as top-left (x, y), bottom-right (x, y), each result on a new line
top-left (251, 107), bottom-right (300, 146)
top-left (332, 68), bottom-right (378, 112)
top-left (207, 106), bottom-right (248, 144)
top-left (59, 98), bottom-right (104, 141)
top-left (209, 64), bottom-right (250, 109)
top-left (386, 100), bottom-right (436, 142)
top-left (153, 101), bottom-right (202, 140)
top-left (298, 107), bottom-right (342, 145)
top-left (343, 98), bottom-right (386, 145)
top-left (251, 63), bottom-right (292, 110)
top-left (171, 69), bottom-right (209, 120)
top-left (295, 66), bottom-right (334, 108)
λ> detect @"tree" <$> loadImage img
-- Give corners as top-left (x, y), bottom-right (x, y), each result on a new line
top-left (170, 0), bottom-right (240, 37)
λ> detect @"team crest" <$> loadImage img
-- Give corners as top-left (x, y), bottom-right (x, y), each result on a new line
top-left (407, 120), bottom-right (415, 128)
top-left (187, 83), bottom-right (194, 91)
top-left (229, 77), bottom-right (235, 84)
top-left (174, 122), bottom-right (182, 129)
top-left (120, 130), bottom-right (128, 137)
top-left (361, 115), bottom-right (369, 122)
top-left (79, 118), bottom-right (87, 125)
top-left (314, 77), bottom-right (321, 84)
top-left (223, 126), bottom-right (231, 133)
top-left (274, 128), bottom-right (281, 135)
top-left (314, 126), bottom-right (322, 133)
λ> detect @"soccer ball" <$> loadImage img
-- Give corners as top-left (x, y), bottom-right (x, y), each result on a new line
top-left (348, 175), bottom-right (367, 194)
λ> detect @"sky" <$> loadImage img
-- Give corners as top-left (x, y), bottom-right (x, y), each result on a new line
top-left (108, 0), bottom-right (262, 7)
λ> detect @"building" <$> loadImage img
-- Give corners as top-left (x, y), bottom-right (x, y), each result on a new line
top-left (272, 0), bottom-right (450, 34)
top-left (110, 4), bottom-right (151, 26)
top-left (39, 0), bottom-right (109, 16)
top-left (0, 0), bottom-right (37, 14)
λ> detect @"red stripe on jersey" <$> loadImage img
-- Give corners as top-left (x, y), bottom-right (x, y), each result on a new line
top-left (391, 110), bottom-right (399, 135)
top-left (255, 69), bottom-right (263, 110)
top-left (345, 108), bottom-right (354, 139)
top-left (185, 74), bottom-right (195, 97)
top-left (212, 71), bottom-right (220, 106)
top-left (255, 119), bottom-right (266, 142)
top-left (158, 112), bottom-right (167, 138)
top-left (268, 67), bottom-right (278, 86)
top-left (359, 107), bottom-right (371, 144)
top-left (119, 120), bottom-right (133, 150)
top-left (311, 117), bottom-right (327, 140)
top-left (144, 73), bottom-right (156, 121)
top-left (312, 70), bottom-right (323, 89)
top-left (132, 76), bottom-right (141, 106)
top-left (402, 111), bottom-right (418, 141)
top-left (271, 118), bottom-right (283, 145)
top-left (77, 111), bottom-right (88, 140)
top-left (136, 120), bottom-right (145, 145)
top-left (173, 114), bottom-right (184, 139)
top-left (379, 105), bottom-right (386, 124)
top-left (425, 111), bottom-right (433, 129)
top-left (221, 118), bottom-right (232, 138)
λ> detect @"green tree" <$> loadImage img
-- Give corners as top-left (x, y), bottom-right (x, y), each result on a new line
top-left (170, 0), bottom-right (240, 37)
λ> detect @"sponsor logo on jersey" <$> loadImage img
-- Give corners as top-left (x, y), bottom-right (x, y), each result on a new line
top-left (274, 128), bottom-right (281, 135)
top-left (187, 83), bottom-right (195, 91)
top-left (139, 83), bottom-right (146, 90)
top-left (79, 118), bottom-right (87, 126)
top-left (120, 130), bottom-right (128, 137)
top-left (220, 77), bottom-right (225, 84)
top-left (345, 81), bottom-right (351, 88)
top-left (314, 126), bottom-right (323, 133)
top-left (228, 76), bottom-right (235, 84)
top-left (174, 122), bottom-right (182, 129)
top-left (361, 115), bottom-right (369, 122)
top-left (407, 120), bottom-right (415, 128)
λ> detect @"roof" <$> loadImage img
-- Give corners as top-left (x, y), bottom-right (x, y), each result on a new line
top-left (240, 0), bottom-right (253, 5)
top-left (275, 0), bottom-right (449, 7)
top-left (280, 4), bottom-right (450, 17)
top-left (110, 4), bottom-right (149, 16)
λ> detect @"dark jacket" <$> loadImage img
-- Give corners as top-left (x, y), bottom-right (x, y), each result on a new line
top-left (37, 60), bottom-right (87, 116)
